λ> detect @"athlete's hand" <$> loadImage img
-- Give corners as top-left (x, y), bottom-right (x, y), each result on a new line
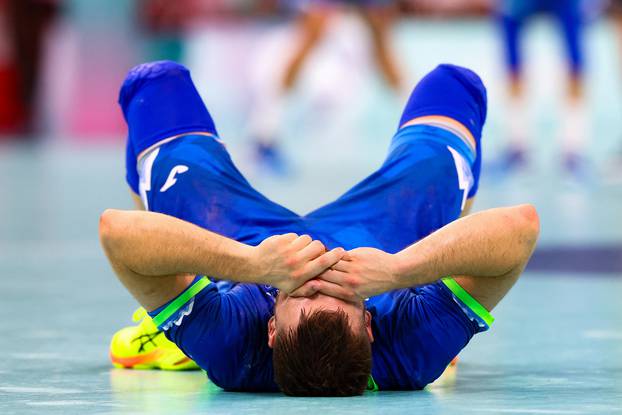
top-left (290, 247), bottom-right (399, 301)
top-left (251, 233), bottom-right (345, 293)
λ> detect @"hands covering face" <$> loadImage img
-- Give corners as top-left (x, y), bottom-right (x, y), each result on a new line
top-left (252, 233), bottom-right (345, 294)
top-left (290, 247), bottom-right (400, 302)
top-left (254, 234), bottom-right (400, 302)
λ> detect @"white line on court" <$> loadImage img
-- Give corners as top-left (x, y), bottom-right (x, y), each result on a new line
top-left (0, 386), bottom-right (83, 394)
top-left (582, 330), bottom-right (622, 340)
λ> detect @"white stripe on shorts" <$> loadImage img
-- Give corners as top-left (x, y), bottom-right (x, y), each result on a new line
top-left (447, 146), bottom-right (474, 210)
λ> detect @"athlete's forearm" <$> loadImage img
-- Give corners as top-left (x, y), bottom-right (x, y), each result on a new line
top-left (393, 205), bottom-right (540, 288)
top-left (99, 209), bottom-right (258, 282)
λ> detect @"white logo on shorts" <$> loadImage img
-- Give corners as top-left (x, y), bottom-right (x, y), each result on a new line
top-left (161, 299), bottom-right (195, 331)
top-left (160, 165), bottom-right (189, 192)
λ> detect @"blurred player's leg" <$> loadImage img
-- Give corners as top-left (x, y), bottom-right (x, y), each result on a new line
top-left (250, 7), bottom-right (330, 175)
top-left (282, 8), bottom-right (330, 90)
top-left (554, 1), bottom-right (590, 176)
top-left (359, 3), bottom-right (403, 92)
top-left (555, 1), bottom-right (584, 100)
top-left (611, 1), bottom-right (622, 169)
top-left (305, 64), bottom-right (486, 253)
top-left (498, 4), bottom-right (531, 171)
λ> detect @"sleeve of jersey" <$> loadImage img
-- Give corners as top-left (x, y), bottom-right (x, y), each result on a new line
top-left (390, 280), bottom-right (493, 389)
top-left (146, 277), bottom-right (233, 380)
top-left (147, 276), bottom-right (227, 373)
top-left (147, 276), bottom-right (276, 392)
top-left (441, 277), bottom-right (494, 328)
top-left (148, 276), bottom-right (211, 331)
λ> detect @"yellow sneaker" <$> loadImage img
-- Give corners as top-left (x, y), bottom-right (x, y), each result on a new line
top-left (109, 308), bottom-right (199, 371)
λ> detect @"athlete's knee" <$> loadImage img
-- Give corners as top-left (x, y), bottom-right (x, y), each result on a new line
top-left (124, 60), bottom-right (189, 82)
top-left (119, 60), bottom-right (218, 158)
top-left (516, 204), bottom-right (540, 243)
top-left (119, 61), bottom-right (191, 111)
top-left (400, 64), bottom-right (488, 139)
top-left (447, 64), bottom-right (486, 116)
top-left (427, 64), bottom-right (486, 114)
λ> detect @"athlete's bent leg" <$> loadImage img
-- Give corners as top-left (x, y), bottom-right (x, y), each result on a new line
top-left (306, 66), bottom-right (498, 386)
top-left (399, 63), bottom-right (487, 204)
top-left (120, 61), bottom-right (218, 199)
top-left (110, 61), bottom-right (300, 371)
top-left (399, 66), bottom-right (524, 310)
top-left (306, 64), bottom-right (486, 253)
top-left (120, 61), bottom-right (300, 240)
top-left (308, 64), bottom-right (521, 311)
top-left (114, 61), bottom-right (219, 313)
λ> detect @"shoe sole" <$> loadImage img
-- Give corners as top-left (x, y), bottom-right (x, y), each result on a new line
top-left (110, 350), bottom-right (198, 371)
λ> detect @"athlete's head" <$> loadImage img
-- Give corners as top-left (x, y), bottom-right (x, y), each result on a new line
top-left (268, 292), bottom-right (373, 396)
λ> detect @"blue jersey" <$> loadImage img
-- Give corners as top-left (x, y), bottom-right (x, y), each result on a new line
top-left (141, 128), bottom-right (492, 391)
top-left (119, 61), bottom-right (493, 391)
top-left (149, 275), bottom-right (489, 391)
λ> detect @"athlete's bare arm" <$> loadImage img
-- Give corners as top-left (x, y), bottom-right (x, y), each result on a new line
top-left (99, 209), bottom-right (344, 310)
top-left (293, 204), bottom-right (539, 311)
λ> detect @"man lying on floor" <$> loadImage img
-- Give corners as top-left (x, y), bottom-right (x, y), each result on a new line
top-left (100, 61), bottom-right (539, 396)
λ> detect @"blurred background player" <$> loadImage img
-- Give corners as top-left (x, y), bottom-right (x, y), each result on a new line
top-left (612, 0), bottom-right (622, 85)
top-left (250, 0), bottom-right (403, 174)
top-left (609, 0), bottom-right (622, 169)
top-left (497, 0), bottom-right (589, 176)
top-left (0, 0), bottom-right (60, 136)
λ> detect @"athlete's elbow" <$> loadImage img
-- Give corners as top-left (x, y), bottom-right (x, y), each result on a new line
top-left (99, 209), bottom-right (126, 252)
top-left (514, 204), bottom-right (540, 253)
top-left (518, 204), bottom-right (540, 239)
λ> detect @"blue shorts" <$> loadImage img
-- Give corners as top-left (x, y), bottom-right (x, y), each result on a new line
top-left (130, 126), bottom-right (474, 254)
top-left (120, 61), bottom-right (486, 251)
top-left (119, 61), bottom-right (491, 390)
top-left (498, 0), bottom-right (584, 76)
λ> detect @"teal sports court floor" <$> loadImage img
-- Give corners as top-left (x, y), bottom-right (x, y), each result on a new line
top-left (1, 16), bottom-right (622, 414)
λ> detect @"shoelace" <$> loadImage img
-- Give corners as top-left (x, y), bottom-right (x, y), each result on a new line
top-left (130, 308), bottom-right (163, 352)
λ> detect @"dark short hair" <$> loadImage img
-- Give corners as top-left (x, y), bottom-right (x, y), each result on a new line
top-left (272, 309), bottom-right (371, 396)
